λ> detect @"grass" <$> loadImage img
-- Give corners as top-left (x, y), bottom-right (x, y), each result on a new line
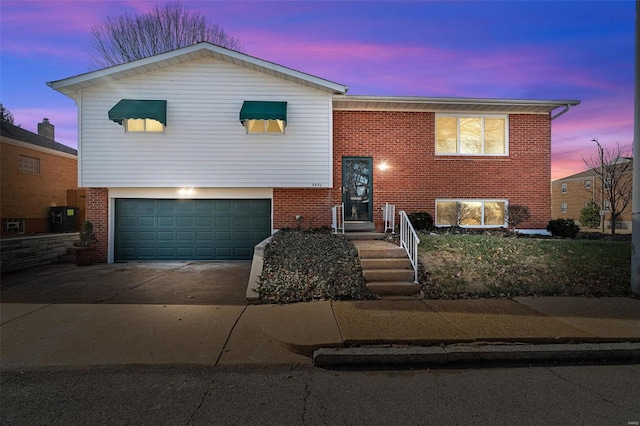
top-left (256, 229), bottom-right (374, 303)
top-left (419, 234), bottom-right (632, 298)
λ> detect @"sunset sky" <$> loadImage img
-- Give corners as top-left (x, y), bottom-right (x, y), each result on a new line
top-left (0, 1), bottom-right (635, 180)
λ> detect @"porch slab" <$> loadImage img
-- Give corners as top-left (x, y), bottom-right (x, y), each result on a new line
top-left (513, 297), bottom-right (640, 340)
top-left (332, 300), bottom-right (472, 345)
top-left (422, 299), bottom-right (597, 343)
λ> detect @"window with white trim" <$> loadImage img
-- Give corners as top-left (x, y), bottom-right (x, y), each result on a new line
top-left (584, 180), bottom-right (592, 189)
top-left (561, 202), bottom-right (567, 213)
top-left (19, 155), bottom-right (40, 175)
top-left (561, 183), bottom-right (567, 193)
top-left (435, 114), bottom-right (508, 155)
top-left (435, 199), bottom-right (507, 227)
top-left (125, 118), bottom-right (164, 133)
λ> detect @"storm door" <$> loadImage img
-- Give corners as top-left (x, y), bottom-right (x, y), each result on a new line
top-left (342, 157), bottom-right (373, 222)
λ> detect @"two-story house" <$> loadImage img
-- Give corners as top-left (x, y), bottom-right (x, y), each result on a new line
top-left (48, 42), bottom-right (579, 263)
top-left (1, 119), bottom-right (79, 236)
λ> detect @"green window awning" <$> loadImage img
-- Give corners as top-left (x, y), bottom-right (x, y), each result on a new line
top-left (239, 101), bottom-right (287, 124)
top-left (108, 99), bottom-right (167, 126)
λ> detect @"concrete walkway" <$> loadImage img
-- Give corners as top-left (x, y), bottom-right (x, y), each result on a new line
top-left (2, 296), bottom-right (639, 368)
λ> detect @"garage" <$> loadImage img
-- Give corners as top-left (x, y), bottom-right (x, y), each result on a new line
top-left (115, 199), bottom-right (271, 261)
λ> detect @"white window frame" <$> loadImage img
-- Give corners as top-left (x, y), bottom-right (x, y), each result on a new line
top-left (435, 199), bottom-right (508, 228)
top-left (584, 180), bottom-right (592, 189)
top-left (435, 113), bottom-right (509, 156)
top-left (561, 183), bottom-right (567, 193)
top-left (561, 202), bottom-right (568, 213)
top-left (124, 118), bottom-right (165, 133)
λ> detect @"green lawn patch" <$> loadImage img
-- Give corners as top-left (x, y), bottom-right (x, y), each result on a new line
top-left (257, 229), bottom-right (374, 303)
top-left (419, 234), bottom-right (632, 298)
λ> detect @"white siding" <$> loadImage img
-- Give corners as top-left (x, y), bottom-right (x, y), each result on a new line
top-left (79, 57), bottom-right (333, 188)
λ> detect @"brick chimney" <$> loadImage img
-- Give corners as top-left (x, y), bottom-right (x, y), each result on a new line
top-left (38, 118), bottom-right (54, 140)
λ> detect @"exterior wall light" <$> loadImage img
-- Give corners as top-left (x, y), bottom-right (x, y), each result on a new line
top-left (178, 187), bottom-right (195, 197)
top-left (378, 160), bottom-right (389, 171)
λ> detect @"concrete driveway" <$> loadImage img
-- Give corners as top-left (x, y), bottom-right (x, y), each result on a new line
top-left (0, 261), bottom-right (251, 306)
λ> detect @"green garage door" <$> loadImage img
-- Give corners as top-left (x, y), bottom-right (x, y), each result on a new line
top-left (115, 199), bottom-right (271, 261)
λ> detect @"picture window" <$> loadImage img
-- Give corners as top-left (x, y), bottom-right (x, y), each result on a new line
top-left (436, 114), bottom-right (508, 155)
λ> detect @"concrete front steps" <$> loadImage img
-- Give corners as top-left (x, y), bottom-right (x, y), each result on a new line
top-left (349, 237), bottom-right (421, 297)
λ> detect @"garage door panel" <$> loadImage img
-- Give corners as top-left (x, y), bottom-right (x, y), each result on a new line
top-left (215, 201), bottom-right (232, 211)
top-left (197, 216), bottom-right (213, 226)
top-left (115, 199), bottom-right (271, 261)
top-left (157, 232), bottom-right (174, 241)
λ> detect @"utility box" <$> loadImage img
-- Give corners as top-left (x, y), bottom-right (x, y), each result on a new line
top-left (49, 206), bottom-right (78, 233)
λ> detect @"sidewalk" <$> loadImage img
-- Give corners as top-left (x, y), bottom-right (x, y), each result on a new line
top-left (2, 296), bottom-right (639, 368)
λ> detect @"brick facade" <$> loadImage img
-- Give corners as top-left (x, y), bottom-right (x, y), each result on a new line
top-left (274, 111), bottom-right (552, 230)
top-left (1, 141), bottom-right (78, 235)
top-left (85, 188), bottom-right (109, 262)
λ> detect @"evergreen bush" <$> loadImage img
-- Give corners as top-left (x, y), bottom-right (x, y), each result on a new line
top-left (546, 218), bottom-right (580, 238)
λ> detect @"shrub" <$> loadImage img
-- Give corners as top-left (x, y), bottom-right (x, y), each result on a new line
top-left (408, 211), bottom-right (434, 231)
top-left (506, 204), bottom-right (530, 229)
top-left (546, 218), bottom-right (580, 238)
top-left (580, 201), bottom-right (601, 228)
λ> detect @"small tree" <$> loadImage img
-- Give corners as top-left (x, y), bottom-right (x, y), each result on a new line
top-left (0, 103), bottom-right (14, 124)
top-left (505, 204), bottom-right (530, 230)
top-left (580, 201), bottom-right (601, 228)
top-left (88, 2), bottom-right (243, 69)
top-left (584, 140), bottom-right (633, 234)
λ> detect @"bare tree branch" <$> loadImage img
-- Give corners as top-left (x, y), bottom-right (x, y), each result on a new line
top-left (88, 2), bottom-right (243, 69)
top-left (583, 140), bottom-right (633, 234)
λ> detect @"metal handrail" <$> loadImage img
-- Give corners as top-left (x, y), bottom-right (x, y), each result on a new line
top-left (399, 210), bottom-right (420, 283)
top-left (332, 203), bottom-right (345, 234)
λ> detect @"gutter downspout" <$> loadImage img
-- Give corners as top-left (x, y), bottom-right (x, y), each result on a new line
top-left (550, 104), bottom-right (573, 121)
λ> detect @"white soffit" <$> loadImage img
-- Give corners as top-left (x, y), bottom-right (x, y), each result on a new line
top-left (332, 95), bottom-right (580, 114)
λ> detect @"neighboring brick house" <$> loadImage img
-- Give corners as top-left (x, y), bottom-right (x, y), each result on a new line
top-left (551, 159), bottom-right (633, 230)
top-left (48, 42), bottom-right (579, 263)
top-left (1, 119), bottom-right (80, 236)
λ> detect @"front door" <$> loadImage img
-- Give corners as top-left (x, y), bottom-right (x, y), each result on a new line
top-left (342, 157), bottom-right (373, 222)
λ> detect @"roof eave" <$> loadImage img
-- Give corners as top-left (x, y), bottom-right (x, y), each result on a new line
top-left (47, 42), bottom-right (348, 97)
top-left (332, 95), bottom-right (580, 114)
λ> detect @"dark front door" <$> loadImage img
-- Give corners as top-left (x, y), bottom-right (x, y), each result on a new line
top-left (342, 157), bottom-right (373, 222)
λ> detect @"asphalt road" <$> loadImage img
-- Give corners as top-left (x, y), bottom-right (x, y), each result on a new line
top-left (2, 363), bottom-right (639, 425)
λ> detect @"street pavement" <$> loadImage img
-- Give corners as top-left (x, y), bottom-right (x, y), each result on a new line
top-left (1, 262), bottom-right (639, 368)
top-left (3, 364), bottom-right (639, 425)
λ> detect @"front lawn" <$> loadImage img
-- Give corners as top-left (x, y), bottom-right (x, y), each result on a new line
top-left (420, 234), bottom-right (632, 298)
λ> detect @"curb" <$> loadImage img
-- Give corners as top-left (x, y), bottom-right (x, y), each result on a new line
top-left (312, 342), bottom-right (640, 367)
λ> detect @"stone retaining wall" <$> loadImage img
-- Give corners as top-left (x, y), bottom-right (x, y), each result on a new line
top-left (1, 233), bottom-right (78, 273)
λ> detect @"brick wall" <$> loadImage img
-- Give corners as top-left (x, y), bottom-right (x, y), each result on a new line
top-left (86, 188), bottom-right (109, 262)
top-left (275, 111), bottom-right (552, 229)
top-left (1, 142), bottom-right (78, 235)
